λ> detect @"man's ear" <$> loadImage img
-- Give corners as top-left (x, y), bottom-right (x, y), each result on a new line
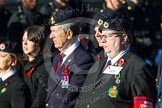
top-left (121, 33), bottom-right (128, 44)
top-left (66, 29), bottom-right (73, 39)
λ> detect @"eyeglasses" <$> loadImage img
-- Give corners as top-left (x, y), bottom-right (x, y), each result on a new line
top-left (99, 32), bottom-right (123, 39)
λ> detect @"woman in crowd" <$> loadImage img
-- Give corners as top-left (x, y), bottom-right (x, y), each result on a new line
top-left (0, 41), bottom-right (30, 108)
top-left (22, 26), bottom-right (48, 108)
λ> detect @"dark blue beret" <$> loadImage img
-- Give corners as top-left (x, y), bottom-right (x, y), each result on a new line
top-left (93, 10), bottom-right (129, 32)
top-left (0, 41), bottom-right (16, 54)
top-left (50, 7), bottom-right (80, 26)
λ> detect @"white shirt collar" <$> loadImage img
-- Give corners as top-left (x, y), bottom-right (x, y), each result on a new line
top-left (107, 48), bottom-right (129, 65)
top-left (1, 69), bottom-right (17, 81)
top-left (61, 41), bottom-right (80, 64)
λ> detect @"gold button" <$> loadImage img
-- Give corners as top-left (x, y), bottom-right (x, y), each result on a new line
top-left (127, 6), bottom-right (132, 10)
top-left (45, 103), bottom-right (48, 107)
top-left (55, 8), bottom-right (59, 12)
top-left (121, 0), bottom-right (126, 4)
top-left (56, 92), bottom-right (60, 96)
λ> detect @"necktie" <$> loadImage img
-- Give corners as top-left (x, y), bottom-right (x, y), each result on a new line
top-left (55, 53), bottom-right (65, 72)
top-left (97, 60), bottom-right (111, 80)
top-left (103, 60), bottom-right (111, 71)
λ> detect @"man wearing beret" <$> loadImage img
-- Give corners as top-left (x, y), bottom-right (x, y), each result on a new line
top-left (74, 12), bottom-right (156, 108)
top-left (45, 8), bottom-right (94, 108)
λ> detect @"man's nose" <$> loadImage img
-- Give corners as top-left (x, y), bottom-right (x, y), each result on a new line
top-left (49, 33), bottom-right (54, 38)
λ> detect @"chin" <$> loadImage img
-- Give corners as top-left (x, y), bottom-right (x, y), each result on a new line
top-left (24, 51), bottom-right (30, 55)
top-left (105, 50), bottom-right (111, 53)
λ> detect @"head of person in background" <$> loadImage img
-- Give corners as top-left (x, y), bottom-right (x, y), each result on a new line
top-left (78, 34), bottom-right (89, 50)
top-left (104, 0), bottom-right (123, 11)
top-left (55, 0), bottom-right (70, 7)
top-left (78, 23), bottom-right (98, 60)
top-left (78, 23), bottom-right (91, 50)
top-left (0, 0), bottom-right (5, 8)
top-left (93, 26), bottom-right (103, 48)
top-left (129, 0), bottom-right (139, 5)
top-left (97, 13), bottom-right (133, 59)
top-left (0, 41), bottom-right (23, 79)
top-left (91, 19), bottom-right (103, 48)
top-left (21, 0), bottom-right (38, 10)
top-left (49, 8), bottom-right (80, 52)
top-left (22, 25), bottom-right (45, 62)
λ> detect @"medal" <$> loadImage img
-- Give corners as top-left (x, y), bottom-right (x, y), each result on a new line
top-left (115, 73), bottom-right (120, 84)
top-left (115, 78), bottom-right (120, 84)
top-left (61, 75), bottom-right (69, 88)
top-left (61, 61), bottom-right (71, 88)
top-left (0, 88), bottom-right (7, 94)
top-left (108, 86), bottom-right (118, 98)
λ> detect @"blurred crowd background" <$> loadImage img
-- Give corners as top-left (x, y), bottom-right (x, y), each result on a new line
top-left (0, 0), bottom-right (162, 71)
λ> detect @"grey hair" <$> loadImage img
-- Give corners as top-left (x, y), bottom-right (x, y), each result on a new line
top-left (60, 22), bottom-right (80, 36)
top-left (60, 23), bottom-right (73, 33)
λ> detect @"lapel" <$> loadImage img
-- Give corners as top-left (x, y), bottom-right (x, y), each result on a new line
top-left (46, 53), bottom-right (61, 101)
top-left (83, 57), bottom-right (107, 86)
top-left (46, 68), bottom-right (60, 102)
top-left (57, 46), bottom-right (82, 74)
top-left (94, 58), bottom-right (107, 81)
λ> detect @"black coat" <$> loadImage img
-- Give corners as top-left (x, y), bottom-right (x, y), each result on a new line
top-left (0, 73), bottom-right (31, 108)
top-left (75, 51), bottom-right (157, 108)
top-left (23, 55), bottom-right (48, 108)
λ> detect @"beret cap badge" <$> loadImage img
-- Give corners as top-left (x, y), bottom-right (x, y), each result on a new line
top-left (0, 43), bottom-right (6, 51)
top-left (104, 22), bottom-right (109, 28)
top-left (50, 16), bottom-right (55, 24)
top-left (55, 8), bottom-right (59, 12)
top-left (98, 19), bottom-right (103, 25)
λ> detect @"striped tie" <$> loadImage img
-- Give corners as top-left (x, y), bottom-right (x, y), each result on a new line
top-left (55, 53), bottom-right (65, 72)
top-left (103, 60), bottom-right (111, 71)
top-left (97, 60), bottom-right (112, 80)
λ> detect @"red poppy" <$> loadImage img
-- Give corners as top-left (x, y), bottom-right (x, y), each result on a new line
top-left (97, 55), bottom-right (102, 61)
top-left (27, 72), bottom-right (32, 77)
top-left (62, 70), bottom-right (71, 76)
top-left (27, 66), bottom-right (35, 77)
top-left (62, 62), bottom-right (71, 76)
top-left (118, 59), bottom-right (125, 66)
